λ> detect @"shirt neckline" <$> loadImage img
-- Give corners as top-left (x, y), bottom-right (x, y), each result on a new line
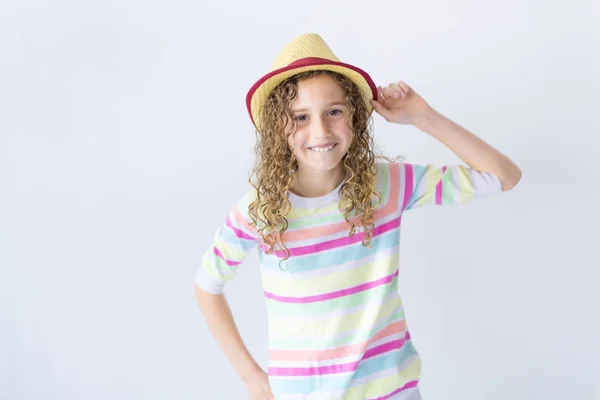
top-left (288, 179), bottom-right (345, 208)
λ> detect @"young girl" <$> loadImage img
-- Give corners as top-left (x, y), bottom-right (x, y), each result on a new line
top-left (194, 33), bottom-right (522, 400)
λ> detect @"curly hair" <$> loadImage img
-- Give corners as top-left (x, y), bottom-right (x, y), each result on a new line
top-left (247, 70), bottom-right (401, 270)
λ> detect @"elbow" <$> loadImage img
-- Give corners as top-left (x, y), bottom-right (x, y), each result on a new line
top-left (501, 168), bottom-right (522, 191)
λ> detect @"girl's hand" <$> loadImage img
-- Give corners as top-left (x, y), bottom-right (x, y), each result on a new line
top-left (242, 369), bottom-right (275, 400)
top-left (371, 80), bottom-right (434, 126)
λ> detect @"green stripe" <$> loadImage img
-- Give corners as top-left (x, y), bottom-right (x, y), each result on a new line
top-left (442, 167), bottom-right (455, 205)
top-left (268, 307), bottom-right (405, 350)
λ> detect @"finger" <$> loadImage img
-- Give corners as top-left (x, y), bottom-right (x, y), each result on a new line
top-left (377, 86), bottom-right (385, 101)
top-left (396, 80), bottom-right (410, 93)
top-left (371, 99), bottom-right (393, 121)
top-left (381, 86), bottom-right (398, 100)
top-left (388, 83), bottom-right (405, 98)
top-left (388, 82), bottom-right (403, 93)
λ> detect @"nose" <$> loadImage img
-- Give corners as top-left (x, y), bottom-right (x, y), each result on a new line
top-left (312, 116), bottom-right (331, 138)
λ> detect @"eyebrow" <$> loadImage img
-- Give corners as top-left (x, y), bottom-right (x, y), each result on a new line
top-left (291, 101), bottom-right (347, 113)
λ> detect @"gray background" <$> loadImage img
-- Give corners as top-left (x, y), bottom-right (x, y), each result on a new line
top-left (2, 0), bottom-right (599, 399)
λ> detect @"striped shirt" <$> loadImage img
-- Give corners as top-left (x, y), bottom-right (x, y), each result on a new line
top-left (195, 160), bottom-right (503, 399)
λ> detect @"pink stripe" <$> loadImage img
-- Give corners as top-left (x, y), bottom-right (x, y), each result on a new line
top-left (212, 246), bottom-right (241, 267)
top-left (435, 166), bottom-right (447, 205)
top-left (264, 269), bottom-right (399, 303)
top-left (402, 164), bottom-right (413, 212)
top-left (368, 380), bottom-right (420, 400)
top-left (363, 331), bottom-right (410, 360)
top-left (230, 206), bottom-right (258, 237)
top-left (260, 216), bottom-right (400, 258)
top-left (278, 162), bottom-right (401, 244)
top-left (268, 331), bottom-right (411, 376)
top-left (225, 216), bottom-right (255, 241)
top-left (269, 320), bottom-right (406, 361)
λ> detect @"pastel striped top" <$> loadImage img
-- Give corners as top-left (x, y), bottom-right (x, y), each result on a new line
top-left (195, 160), bottom-right (503, 400)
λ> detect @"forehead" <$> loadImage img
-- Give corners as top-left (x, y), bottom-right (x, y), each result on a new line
top-left (292, 74), bottom-right (346, 107)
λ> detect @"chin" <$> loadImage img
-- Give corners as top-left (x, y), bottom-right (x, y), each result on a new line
top-left (298, 158), bottom-right (345, 173)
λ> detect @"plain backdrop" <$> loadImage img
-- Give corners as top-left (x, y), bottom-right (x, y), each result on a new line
top-left (2, 0), bottom-right (599, 399)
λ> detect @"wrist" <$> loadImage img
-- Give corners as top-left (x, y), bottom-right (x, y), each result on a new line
top-left (240, 364), bottom-right (264, 382)
top-left (412, 107), bottom-right (444, 132)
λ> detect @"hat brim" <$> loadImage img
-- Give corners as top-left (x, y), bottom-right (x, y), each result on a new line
top-left (246, 57), bottom-right (377, 129)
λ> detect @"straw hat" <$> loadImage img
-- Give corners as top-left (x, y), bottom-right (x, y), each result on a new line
top-left (245, 33), bottom-right (378, 130)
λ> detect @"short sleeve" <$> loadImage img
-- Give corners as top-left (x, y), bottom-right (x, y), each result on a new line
top-left (400, 162), bottom-right (503, 212)
top-left (195, 189), bottom-right (259, 294)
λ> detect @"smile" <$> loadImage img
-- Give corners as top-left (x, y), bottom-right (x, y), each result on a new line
top-left (309, 143), bottom-right (338, 152)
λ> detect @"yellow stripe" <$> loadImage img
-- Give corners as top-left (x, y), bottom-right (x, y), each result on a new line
top-left (213, 234), bottom-right (245, 260)
top-left (287, 200), bottom-right (340, 219)
top-left (421, 165), bottom-right (441, 206)
top-left (202, 257), bottom-right (233, 281)
top-left (456, 166), bottom-right (474, 204)
top-left (262, 253), bottom-right (399, 296)
top-left (269, 295), bottom-right (399, 337)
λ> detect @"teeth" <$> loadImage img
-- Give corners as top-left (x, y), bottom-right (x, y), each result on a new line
top-left (310, 144), bottom-right (336, 152)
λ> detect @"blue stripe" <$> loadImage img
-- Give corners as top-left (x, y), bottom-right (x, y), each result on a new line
top-left (268, 340), bottom-right (418, 393)
top-left (259, 227), bottom-right (401, 272)
top-left (220, 225), bottom-right (256, 252)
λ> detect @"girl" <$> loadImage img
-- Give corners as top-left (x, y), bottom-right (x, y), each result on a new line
top-left (194, 33), bottom-right (521, 400)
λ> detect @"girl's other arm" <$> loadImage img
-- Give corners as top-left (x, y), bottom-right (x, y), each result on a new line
top-left (194, 285), bottom-right (273, 399)
top-left (194, 189), bottom-right (273, 399)
top-left (413, 108), bottom-right (522, 191)
top-left (373, 81), bottom-right (522, 191)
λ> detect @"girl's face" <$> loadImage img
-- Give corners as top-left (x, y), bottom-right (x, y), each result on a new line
top-left (287, 74), bottom-right (353, 174)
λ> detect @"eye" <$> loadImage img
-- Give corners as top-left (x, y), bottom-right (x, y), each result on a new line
top-left (328, 109), bottom-right (342, 116)
top-left (294, 114), bottom-right (307, 121)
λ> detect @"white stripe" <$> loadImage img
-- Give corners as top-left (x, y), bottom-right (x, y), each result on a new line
top-left (267, 303), bottom-right (405, 343)
top-left (195, 267), bottom-right (225, 294)
top-left (266, 289), bottom-right (400, 321)
top-left (472, 168), bottom-right (503, 198)
top-left (450, 166), bottom-right (460, 205)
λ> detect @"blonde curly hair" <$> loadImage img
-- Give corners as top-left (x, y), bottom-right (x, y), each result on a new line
top-left (247, 70), bottom-right (400, 269)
